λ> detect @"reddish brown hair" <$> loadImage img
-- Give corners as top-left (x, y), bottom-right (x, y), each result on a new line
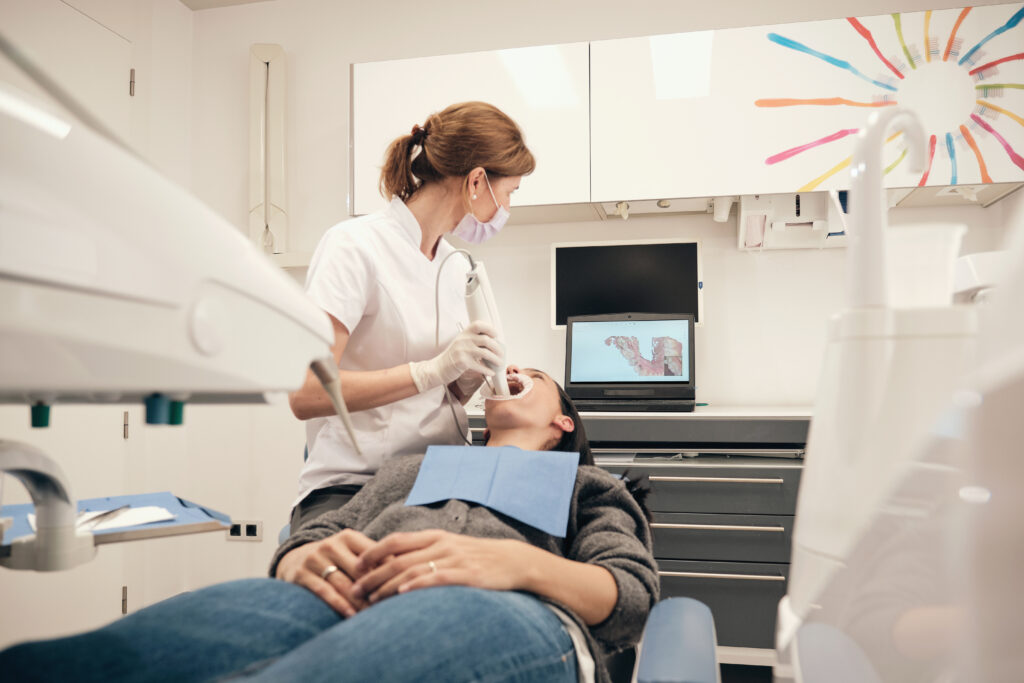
top-left (379, 101), bottom-right (535, 202)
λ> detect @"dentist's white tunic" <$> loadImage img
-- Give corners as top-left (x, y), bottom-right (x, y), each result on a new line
top-left (295, 198), bottom-right (470, 506)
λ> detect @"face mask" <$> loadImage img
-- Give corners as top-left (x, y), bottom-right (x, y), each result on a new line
top-left (452, 173), bottom-right (509, 244)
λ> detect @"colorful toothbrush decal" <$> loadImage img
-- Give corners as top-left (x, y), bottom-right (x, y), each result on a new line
top-left (847, 18), bottom-right (905, 79)
top-left (960, 124), bottom-right (994, 181)
top-left (959, 6), bottom-right (1024, 66)
top-left (761, 5), bottom-right (1024, 189)
top-left (919, 135), bottom-right (938, 186)
top-left (944, 8), bottom-right (972, 61)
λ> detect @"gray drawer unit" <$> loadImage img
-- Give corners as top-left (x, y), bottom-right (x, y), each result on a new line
top-left (600, 458), bottom-right (802, 515)
top-left (599, 453), bottom-right (803, 653)
top-left (657, 559), bottom-right (789, 649)
top-left (651, 512), bottom-right (793, 563)
top-left (582, 414), bottom-right (809, 447)
top-left (470, 412), bottom-right (808, 654)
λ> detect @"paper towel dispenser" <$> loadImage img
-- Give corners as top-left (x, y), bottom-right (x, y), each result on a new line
top-left (738, 191), bottom-right (849, 251)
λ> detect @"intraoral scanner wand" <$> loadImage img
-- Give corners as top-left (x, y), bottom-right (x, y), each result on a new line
top-left (465, 262), bottom-right (510, 397)
top-left (310, 357), bottom-right (362, 455)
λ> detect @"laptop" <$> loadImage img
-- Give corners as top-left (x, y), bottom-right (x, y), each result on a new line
top-left (565, 313), bottom-right (696, 413)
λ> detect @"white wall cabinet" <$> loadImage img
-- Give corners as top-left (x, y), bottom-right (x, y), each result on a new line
top-left (0, 0), bottom-right (133, 140)
top-left (352, 42), bottom-right (590, 215)
top-left (591, 4), bottom-right (1024, 202)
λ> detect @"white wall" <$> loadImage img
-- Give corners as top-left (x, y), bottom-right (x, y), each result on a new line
top-left (464, 202), bottom-right (1010, 407)
top-left (0, 0), bottom-right (1018, 648)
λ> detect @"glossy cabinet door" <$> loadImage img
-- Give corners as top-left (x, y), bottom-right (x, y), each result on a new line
top-left (591, 4), bottom-right (1024, 202)
top-left (0, 0), bottom-right (132, 139)
top-left (352, 43), bottom-right (590, 215)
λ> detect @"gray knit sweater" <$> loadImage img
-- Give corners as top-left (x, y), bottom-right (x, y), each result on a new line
top-left (270, 453), bottom-right (660, 683)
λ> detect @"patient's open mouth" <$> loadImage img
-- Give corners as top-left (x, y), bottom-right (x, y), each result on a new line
top-left (483, 373), bottom-right (533, 401)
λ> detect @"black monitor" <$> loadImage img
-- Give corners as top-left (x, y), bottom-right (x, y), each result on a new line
top-left (564, 313), bottom-right (695, 404)
top-left (553, 241), bottom-right (701, 327)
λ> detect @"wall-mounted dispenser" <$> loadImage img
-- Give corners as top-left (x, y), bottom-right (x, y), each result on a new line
top-left (737, 191), bottom-right (848, 251)
top-left (249, 44), bottom-right (287, 255)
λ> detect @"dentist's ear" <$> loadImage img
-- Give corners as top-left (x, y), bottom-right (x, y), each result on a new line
top-left (552, 415), bottom-right (575, 433)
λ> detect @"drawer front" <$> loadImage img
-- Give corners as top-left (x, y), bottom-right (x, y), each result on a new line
top-left (651, 512), bottom-right (793, 563)
top-left (603, 463), bottom-right (801, 514)
top-left (657, 559), bottom-right (788, 649)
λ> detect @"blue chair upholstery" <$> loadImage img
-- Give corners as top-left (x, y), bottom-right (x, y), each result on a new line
top-left (633, 597), bottom-right (719, 683)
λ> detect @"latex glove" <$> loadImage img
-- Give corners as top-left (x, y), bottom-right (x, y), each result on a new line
top-left (275, 528), bottom-right (376, 617)
top-left (409, 321), bottom-right (503, 393)
top-left (451, 369), bottom-right (487, 402)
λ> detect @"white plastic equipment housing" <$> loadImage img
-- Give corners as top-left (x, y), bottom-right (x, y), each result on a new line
top-left (0, 441), bottom-right (97, 571)
top-left (465, 262), bottom-right (510, 397)
top-left (847, 108), bottom-right (927, 309)
top-left (0, 80), bottom-right (334, 405)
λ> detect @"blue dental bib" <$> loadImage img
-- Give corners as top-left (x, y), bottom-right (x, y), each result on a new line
top-left (405, 445), bottom-right (580, 537)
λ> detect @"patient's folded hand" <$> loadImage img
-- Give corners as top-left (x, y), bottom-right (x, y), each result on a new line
top-left (276, 528), bottom-right (376, 617)
top-left (351, 530), bottom-right (534, 605)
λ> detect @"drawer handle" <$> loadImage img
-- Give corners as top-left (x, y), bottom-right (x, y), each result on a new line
top-left (650, 476), bottom-right (785, 484)
top-left (651, 523), bottom-right (785, 533)
top-left (658, 570), bottom-right (786, 582)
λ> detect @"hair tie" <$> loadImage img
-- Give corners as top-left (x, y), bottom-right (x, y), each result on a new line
top-left (410, 124), bottom-right (428, 145)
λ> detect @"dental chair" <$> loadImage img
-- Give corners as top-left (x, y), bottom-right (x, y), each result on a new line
top-left (279, 459), bottom-right (720, 682)
top-left (628, 597), bottom-right (720, 683)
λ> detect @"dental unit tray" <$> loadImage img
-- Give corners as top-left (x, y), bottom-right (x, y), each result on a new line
top-left (0, 491), bottom-right (230, 550)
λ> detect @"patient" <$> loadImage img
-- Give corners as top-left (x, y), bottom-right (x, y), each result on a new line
top-left (0, 366), bottom-right (658, 683)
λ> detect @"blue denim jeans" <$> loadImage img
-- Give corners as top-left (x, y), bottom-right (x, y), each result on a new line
top-left (0, 579), bottom-right (578, 682)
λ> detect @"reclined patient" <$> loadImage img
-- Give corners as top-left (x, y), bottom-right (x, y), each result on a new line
top-left (0, 366), bottom-right (658, 683)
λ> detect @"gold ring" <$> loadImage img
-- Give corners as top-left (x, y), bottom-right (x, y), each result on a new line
top-left (321, 565), bottom-right (339, 580)
top-left (428, 560), bottom-right (437, 574)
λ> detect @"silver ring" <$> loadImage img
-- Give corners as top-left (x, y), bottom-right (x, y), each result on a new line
top-left (428, 560), bottom-right (437, 574)
top-left (321, 565), bottom-right (339, 580)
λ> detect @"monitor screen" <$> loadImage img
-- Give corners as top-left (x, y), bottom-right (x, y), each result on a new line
top-left (569, 317), bottom-right (692, 384)
top-left (553, 241), bottom-right (700, 326)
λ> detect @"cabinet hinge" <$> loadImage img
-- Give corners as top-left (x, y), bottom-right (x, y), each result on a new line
top-left (129, 68), bottom-right (135, 97)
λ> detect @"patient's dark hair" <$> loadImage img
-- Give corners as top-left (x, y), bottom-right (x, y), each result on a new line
top-left (552, 381), bottom-right (593, 466)
top-left (553, 379), bottom-right (652, 521)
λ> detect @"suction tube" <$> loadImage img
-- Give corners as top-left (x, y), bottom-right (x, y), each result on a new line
top-left (848, 108), bottom-right (927, 309)
top-left (310, 357), bottom-right (362, 455)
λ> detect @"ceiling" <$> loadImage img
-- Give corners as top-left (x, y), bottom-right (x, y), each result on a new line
top-left (178, 0), bottom-right (274, 10)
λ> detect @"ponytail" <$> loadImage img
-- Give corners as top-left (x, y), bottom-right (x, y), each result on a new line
top-left (379, 102), bottom-right (535, 202)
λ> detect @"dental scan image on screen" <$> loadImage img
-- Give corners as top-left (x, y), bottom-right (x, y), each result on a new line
top-left (570, 320), bottom-right (691, 383)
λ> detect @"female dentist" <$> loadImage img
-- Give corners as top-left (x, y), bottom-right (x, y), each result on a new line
top-left (287, 101), bottom-right (535, 533)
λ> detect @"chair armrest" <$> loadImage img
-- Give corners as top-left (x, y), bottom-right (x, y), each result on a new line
top-left (634, 597), bottom-right (719, 683)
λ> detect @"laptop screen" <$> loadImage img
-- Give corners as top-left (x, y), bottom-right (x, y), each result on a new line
top-left (568, 316), bottom-right (692, 384)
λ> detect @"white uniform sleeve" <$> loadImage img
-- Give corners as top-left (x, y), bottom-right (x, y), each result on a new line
top-left (305, 228), bottom-right (374, 334)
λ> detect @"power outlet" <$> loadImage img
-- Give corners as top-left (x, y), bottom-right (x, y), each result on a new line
top-left (227, 520), bottom-right (263, 542)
